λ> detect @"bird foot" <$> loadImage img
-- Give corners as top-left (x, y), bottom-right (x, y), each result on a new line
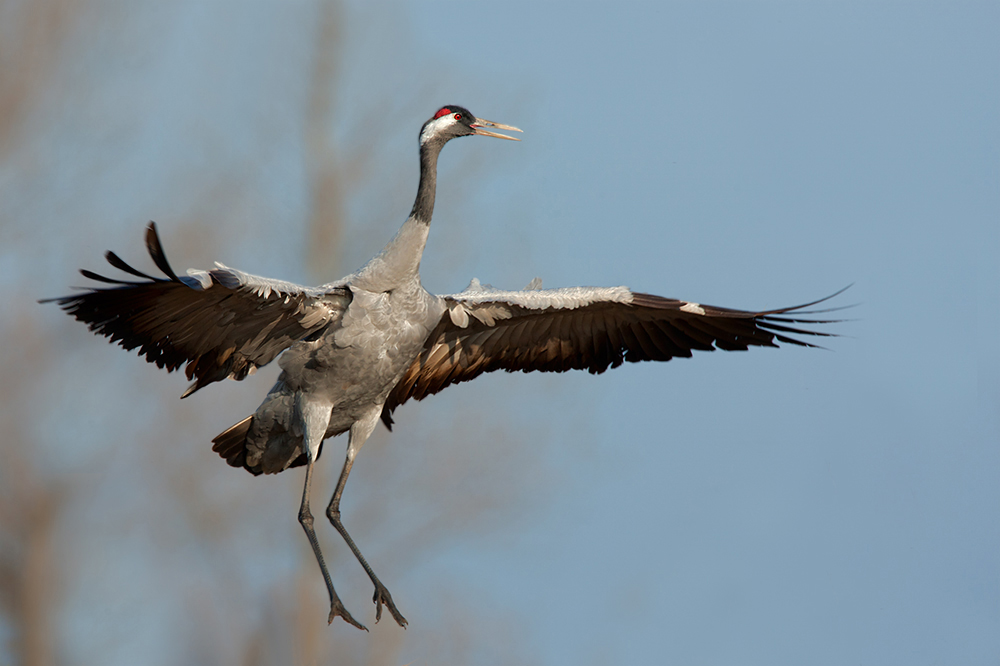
top-left (329, 599), bottom-right (368, 631)
top-left (373, 582), bottom-right (408, 628)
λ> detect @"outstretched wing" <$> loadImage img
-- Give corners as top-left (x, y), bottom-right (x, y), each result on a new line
top-left (44, 223), bottom-right (350, 396)
top-left (381, 279), bottom-right (844, 427)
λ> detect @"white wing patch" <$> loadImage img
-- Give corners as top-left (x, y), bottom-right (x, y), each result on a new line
top-left (680, 301), bottom-right (706, 315)
top-left (178, 265), bottom-right (344, 329)
top-left (442, 279), bottom-right (634, 329)
top-left (524, 277), bottom-right (543, 290)
top-left (181, 268), bottom-right (213, 289)
top-left (206, 263), bottom-right (329, 299)
top-left (448, 300), bottom-right (470, 327)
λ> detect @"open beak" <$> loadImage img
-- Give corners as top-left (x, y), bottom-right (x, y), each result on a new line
top-left (471, 117), bottom-right (523, 141)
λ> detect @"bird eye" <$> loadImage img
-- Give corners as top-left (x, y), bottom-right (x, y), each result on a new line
top-left (454, 113), bottom-right (462, 120)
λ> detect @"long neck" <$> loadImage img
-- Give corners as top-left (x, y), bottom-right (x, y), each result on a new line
top-left (354, 137), bottom-right (444, 290)
top-left (410, 137), bottom-right (441, 224)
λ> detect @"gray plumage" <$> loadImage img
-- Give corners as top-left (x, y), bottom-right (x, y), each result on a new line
top-left (44, 105), bottom-right (841, 631)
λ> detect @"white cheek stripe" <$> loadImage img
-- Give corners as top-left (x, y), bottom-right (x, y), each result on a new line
top-left (681, 302), bottom-right (706, 315)
top-left (420, 115), bottom-right (459, 144)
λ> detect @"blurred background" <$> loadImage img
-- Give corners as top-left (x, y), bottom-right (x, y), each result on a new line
top-left (1, 1), bottom-right (997, 664)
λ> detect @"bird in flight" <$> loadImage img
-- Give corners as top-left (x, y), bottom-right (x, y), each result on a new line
top-left (45, 105), bottom-right (841, 630)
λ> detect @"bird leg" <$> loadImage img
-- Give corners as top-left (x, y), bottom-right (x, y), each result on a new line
top-left (326, 448), bottom-right (408, 628)
top-left (298, 457), bottom-right (367, 631)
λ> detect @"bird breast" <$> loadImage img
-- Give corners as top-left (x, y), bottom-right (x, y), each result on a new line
top-left (279, 284), bottom-right (442, 400)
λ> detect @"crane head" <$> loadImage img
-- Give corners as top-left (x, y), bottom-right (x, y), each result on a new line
top-left (420, 105), bottom-right (522, 145)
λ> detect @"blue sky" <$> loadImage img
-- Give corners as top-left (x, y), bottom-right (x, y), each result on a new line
top-left (2, 1), bottom-right (997, 664)
top-left (397, 4), bottom-right (999, 661)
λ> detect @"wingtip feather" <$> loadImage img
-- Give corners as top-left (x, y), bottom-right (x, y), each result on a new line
top-left (144, 222), bottom-right (179, 281)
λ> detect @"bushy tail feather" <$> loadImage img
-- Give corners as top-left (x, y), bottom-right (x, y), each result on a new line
top-left (211, 416), bottom-right (262, 476)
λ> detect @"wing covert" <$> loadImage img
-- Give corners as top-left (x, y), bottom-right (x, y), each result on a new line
top-left (44, 223), bottom-right (350, 396)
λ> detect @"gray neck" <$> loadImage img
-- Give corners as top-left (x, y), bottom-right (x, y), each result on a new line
top-left (410, 138), bottom-right (441, 224)
top-left (353, 137), bottom-right (444, 291)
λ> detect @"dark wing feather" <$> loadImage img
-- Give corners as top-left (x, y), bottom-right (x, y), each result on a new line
top-left (380, 286), bottom-right (844, 428)
top-left (43, 223), bottom-right (349, 396)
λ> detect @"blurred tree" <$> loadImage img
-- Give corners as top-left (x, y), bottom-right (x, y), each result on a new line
top-left (0, 0), bottom-right (82, 153)
top-left (0, 3), bottom-right (85, 664)
top-left (0, 310), bottom-right (69, 666)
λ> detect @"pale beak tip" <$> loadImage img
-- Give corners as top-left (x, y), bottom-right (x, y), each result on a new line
top-left (473, 127), bottom-right (522, 141)
top-left (472, 116), bottom-right (523, 140)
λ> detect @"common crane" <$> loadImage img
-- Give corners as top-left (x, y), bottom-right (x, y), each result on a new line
top-left (45, 105), bottom-right (840, 630)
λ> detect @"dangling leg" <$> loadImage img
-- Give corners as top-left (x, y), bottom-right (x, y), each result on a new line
top-left (326, 408), bottom-right (408, 627)
top-left (295, 398), bottom-right (366, 630)
top-left (298, 459), bottom-right (366, 630)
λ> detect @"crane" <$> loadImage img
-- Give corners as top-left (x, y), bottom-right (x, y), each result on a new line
top-left (45, 105), bottom-right (841, 630)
